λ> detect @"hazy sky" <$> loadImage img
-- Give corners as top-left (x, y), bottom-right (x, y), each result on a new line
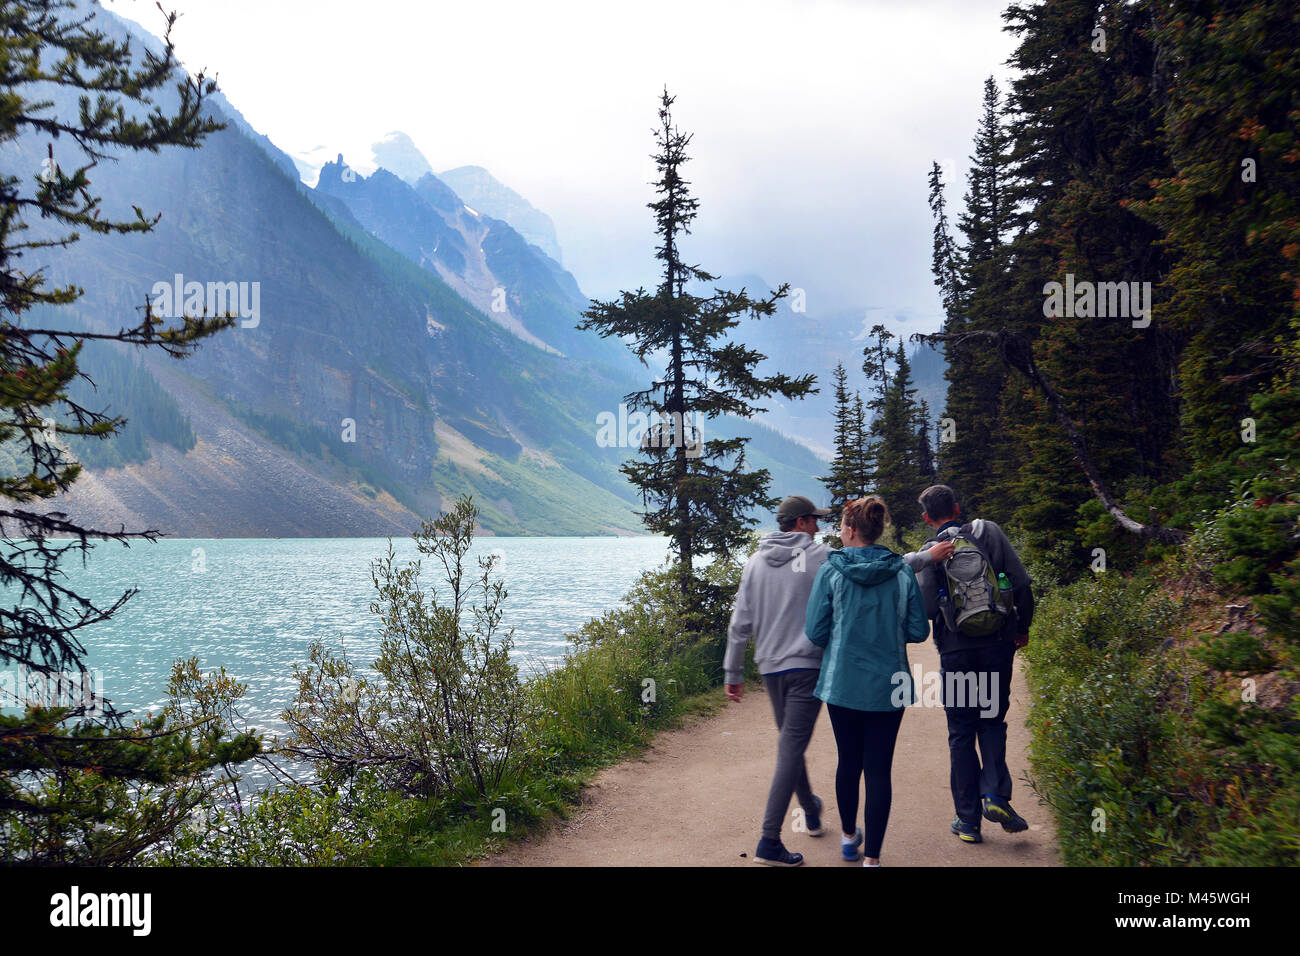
top-left (103, 0), bottom-right (1018, 333)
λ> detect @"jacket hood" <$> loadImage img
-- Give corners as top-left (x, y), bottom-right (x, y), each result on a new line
top-left (759, 530), bottom-right (816, 567)
top-left (827, 545), bottom-right (903, 585)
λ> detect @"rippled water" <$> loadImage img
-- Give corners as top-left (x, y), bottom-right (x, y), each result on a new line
top-left (27, 536), bottom-right (673, 735)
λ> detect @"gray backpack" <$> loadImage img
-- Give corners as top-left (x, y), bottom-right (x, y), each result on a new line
top-left (936, 521), bottom-right (1013, 638)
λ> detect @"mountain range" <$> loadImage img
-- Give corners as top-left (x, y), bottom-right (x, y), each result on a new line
top-left (7, 0), bottom-right (833, 538)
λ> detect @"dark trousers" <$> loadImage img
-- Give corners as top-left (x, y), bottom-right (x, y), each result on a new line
top-left (760, 669), bottom-right (823, 841)
top-left (940, 642), bottom-right (1015, 824)
top-left (826, 704), bottom-right (905, 859)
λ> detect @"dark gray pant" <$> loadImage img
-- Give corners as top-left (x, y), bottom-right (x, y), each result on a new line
top-left (940, 643), bottom-right (1015, 824)
top-left (760, 669), bottom-right (822, 841)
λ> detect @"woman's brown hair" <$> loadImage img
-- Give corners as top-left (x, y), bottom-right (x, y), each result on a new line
top-left (843, 495), bottom-right (891, 545)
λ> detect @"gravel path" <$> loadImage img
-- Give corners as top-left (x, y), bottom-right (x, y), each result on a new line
top-left (487, 638), bottom-right (1061, 867)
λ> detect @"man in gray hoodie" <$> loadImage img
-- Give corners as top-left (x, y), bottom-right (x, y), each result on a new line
top-left (724, 495), bottom-right (831, 866)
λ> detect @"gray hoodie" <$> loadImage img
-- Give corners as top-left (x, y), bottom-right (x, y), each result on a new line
top-left (724, 531), bottom-right (830, 684)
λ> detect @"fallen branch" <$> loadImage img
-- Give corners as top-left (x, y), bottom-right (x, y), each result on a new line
top-left (916, 326), bottom-right (1188, 544)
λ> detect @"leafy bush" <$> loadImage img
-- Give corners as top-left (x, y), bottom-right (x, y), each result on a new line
top-left (527, 555), bottom-right (741, 773)
top-left (162, 771), bottom-right (428, 866)
top-left (280, 496), bottom-right (529, 801)
top-left (1022, 573), bottom-right (1214, 865)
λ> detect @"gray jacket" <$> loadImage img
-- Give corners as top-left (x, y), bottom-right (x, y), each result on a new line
top-left (724, 531), bottom-right (829, 684)
top-left (724, 533), bottom-right (945, 683)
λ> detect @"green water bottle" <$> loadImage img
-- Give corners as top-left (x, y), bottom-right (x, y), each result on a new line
top-left (997, 572), bottom-right (1013, 613)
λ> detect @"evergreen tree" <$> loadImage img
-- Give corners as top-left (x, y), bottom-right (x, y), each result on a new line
top-left (914, 398), bottom-right (937, 489)
top-left (1130, 0), bottom-right (1299, 490)
top-left (870, 341), bottom-right (922, 517)
top-left (851, 389), bottom-right (871, 495)
top-left (861, 323), bottom-right (894, 415)
top-left (578, 89), bottom-right (815, 597)
top-left (930, 77), bottom-right (1013, 516)
top-left (819, 362), bottom-right (858, 518)
top-left (0, 1), bottom-right (255, 863)
top-left (928, 161), bottom-right (963, 321)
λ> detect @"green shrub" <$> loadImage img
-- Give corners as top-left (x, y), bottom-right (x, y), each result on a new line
top-left (280, 496), bottom-right (529, 801)
top-left (1023, 572), bottom-right (1214, 865)
top-left (1193, 632), bottom-right (1278, 674)
top-left (525, 556), bottom-right (740, 775)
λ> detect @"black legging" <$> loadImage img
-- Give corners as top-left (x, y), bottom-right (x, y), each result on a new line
top-left (826, 704), bottom-right (905, 859)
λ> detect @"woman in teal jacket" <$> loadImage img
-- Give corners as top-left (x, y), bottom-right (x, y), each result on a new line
top-left (805, 495), bottom-right (930, 866)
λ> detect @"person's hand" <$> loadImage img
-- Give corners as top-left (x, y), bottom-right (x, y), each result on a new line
top-left (928, 540), bottom-right (956, 562)
top-left (1014, 633), bottom-right (1029, 649)
top-left (726, 683), bottom-right (743, 702)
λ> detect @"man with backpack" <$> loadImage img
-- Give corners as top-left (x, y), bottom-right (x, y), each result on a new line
top-left (913, 484), bottom-right (1035, 844)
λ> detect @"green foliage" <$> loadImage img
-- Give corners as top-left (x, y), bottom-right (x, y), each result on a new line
top-left (928, 78), bottom-right (1013, 518)
top-left (0, 0), bottom-right (253, 865)
top-left (1022, 573), bottom-right (1213, 865)
top-left (282, 496), bottom-right (528, 801)
top-left (1128, 0), bottom-right (1299, 470)
top-left (822, 325), bottom-right (934, 523)
top-left (1, 658), bottom-right (262, 864)
top-left (818, 362), bottom-right (864, 517)
top-left (869, 339), bottom-right (928, 516)
top-left (161, 771), bottom-right (433, 866)
top-left (1027, 436), bottom-right (1299, 865)
top-left (527, 555), bottom-right (741, 775)
top-left (1202, 388), bottom-right (1300, 596)
top-left (1193, 632), bottom-right (1277, 675)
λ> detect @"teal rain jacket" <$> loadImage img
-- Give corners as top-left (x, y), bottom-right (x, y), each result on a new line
top-left (805, 545), bottom-right (931, 711)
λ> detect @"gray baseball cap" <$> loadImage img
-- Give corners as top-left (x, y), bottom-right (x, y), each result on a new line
top-left (776, 495), bottom-right (832, 524)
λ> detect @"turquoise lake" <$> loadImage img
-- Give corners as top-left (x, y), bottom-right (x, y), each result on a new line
top-left (39, 535), bottom-right (676, 737)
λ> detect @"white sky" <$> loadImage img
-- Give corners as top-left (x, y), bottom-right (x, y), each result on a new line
top-left (102, 0), bottom-right (1019, 330)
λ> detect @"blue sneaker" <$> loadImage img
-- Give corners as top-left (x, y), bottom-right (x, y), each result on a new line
top-left (982, 795), bottom-right (1028, 833)
top-left (841, 827), bottom-right (864, 861)
top-left (755, 837), bottom-right (804, 866)
top-left (804, 795), bottom-right (826, 837)
top-left (950, 816), bottom-right (982, 843)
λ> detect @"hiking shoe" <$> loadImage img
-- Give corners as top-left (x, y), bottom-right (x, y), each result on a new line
top-left (754, 837), bottom-right (804, 866)
top-left (950, 817), bottom-right (983, 843)
top-left (804, 795), bottom-right (826, 837)
top-left (982, 795), bottom-right (1028, 833)
top-left (841, 827), bottom-right (864, 861)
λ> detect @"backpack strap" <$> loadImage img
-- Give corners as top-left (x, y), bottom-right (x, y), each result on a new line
top-left (954, 519), bottom-right (995, 562)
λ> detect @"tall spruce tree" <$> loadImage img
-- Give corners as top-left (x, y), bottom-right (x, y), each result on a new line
top-left (819, 362), bottom-right (858, 518)
top-left (0, 0), bottom-right (256, 863)
top-left (1130, 0), bottom-right (1299, 491)
top-left (930, 77), bottom-right (1014, 516)
top-left (579, 89), bottom-right (815, 596)
top-left (851, 389), bottom-right (871, 495)
top-left (870, 341), bottom-right (923, 518)
top-left (914, 398), bottom-right (937, 491)
top-left (928, 161), bottom-right (963, 322)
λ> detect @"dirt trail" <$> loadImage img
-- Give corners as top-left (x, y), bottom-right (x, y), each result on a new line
top-left (487, 639), bottom-right (1060, 867)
